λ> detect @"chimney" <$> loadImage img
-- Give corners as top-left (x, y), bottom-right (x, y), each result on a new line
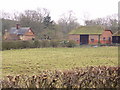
top-left (16, 24), bottom-right (20, 29)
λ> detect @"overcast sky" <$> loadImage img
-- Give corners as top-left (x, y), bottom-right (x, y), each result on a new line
top-left (0, 0), bottom-right (119, 24)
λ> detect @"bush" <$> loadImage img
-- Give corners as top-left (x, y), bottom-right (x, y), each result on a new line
top-left (0, 41), bottom-right (2, 51)
top-left (33, 40), bottom-right (40, 48)
top-left (66, 40), bottom-right (76, 47)
top-left (2, 41), bottom-right (18, 50)
top-left (59, 40), bottom-right (76, 48)
top-left (41, 40), bottom-right (50, 47)
top-left (2, 41), bottom-right (11, 50)
top-left (2, 41), bottom-right (33, 50)
top-left (59, 40), bottom-right (68, 47)
top-left (50, 40), bottom-right (59, 47)
top-left (2, 40), bottom-right (77, 50)
top-left (1, 66), bottom-right (120, 88)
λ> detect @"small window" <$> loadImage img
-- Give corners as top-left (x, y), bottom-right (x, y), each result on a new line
top-left (103, 37), bottom-right (106, 41)
top-left (91, 39), bottom-right (94, 42)
top-left (108, 37), bottom-right (111, 41)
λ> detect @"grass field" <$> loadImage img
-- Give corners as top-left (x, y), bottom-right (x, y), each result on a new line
top-left (2, 47), bottom-right (118, 76)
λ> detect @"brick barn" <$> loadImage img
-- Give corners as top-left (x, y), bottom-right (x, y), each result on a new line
top-left (112, 30), bottom-right (120, 43)
top-left (69, 25), bottom-right (113, 45)
top-left (4, 24), bottom-right (35, 40)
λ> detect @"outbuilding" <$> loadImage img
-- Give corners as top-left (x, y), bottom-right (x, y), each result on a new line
top-left (112, 31), bottom-right (120, 43)
top-left (69, 25), bottom-right (113, 45)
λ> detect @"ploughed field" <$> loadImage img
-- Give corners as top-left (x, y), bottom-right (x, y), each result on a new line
top-left (2, 47), bottom-right (118, 76)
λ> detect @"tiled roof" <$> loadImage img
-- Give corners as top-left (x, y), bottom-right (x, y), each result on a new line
top-left (9, 27), bottom-right (30, 35)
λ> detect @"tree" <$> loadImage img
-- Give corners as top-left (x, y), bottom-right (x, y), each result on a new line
top-left (1, 11), bottom-right (12, 20)
top-left (1, 8), bottom-right (60, 40)
top-left (84, 14), bottom-right (118, 33)
top-left (57, 11), bottom-right (80, 38)
top-left (43, 14), bottom-right (54, 29)
top-left (17, 8), bottom-right (51, 38)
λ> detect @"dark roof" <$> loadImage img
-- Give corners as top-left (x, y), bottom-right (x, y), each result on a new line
top-left (9, 27), bottom-right (30, 35)
top-left (69, 25), bottom-right (105, 35)
top-left (113, 30), bottom-right (120, 36)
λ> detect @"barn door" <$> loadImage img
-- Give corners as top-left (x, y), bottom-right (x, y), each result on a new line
top-left (112, 36), bottom-right (120, 43)
top-left (80, 35), bottom-right (89, 44)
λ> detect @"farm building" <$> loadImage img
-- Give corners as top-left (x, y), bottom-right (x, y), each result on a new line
top-left (112, 30), bottom-right (120, 43)
top-left (4, 24), bottom-right (35, 40)
top-left (69, 25), bottom-right (113, 45)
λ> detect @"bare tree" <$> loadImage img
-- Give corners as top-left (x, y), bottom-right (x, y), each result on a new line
top-left (84, 14), bottom-right (118, 33)
top-left (1, 11), bottom-right (11, 19)
top-left (58, 10), bottom-right (80, 34)
top-left (17, 8), bottom-right (50, 34)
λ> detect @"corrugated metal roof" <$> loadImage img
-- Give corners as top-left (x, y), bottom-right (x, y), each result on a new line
top-left (69, 25), bottom-right (105, 35)
top-left (9, 27), bottom-right (30, 35)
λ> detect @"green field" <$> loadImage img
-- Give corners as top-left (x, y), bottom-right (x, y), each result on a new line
top-left (2, 47), bottom-right (118, 76)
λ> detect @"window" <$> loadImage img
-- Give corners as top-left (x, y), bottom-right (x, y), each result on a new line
top-left (103, 37), bottom-right (105, 41)
top-left (108, 37), bottom-right (111, 41)
top-left (91, 39), bottom-right (94, 42)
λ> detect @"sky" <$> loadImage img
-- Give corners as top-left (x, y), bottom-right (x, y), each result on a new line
top-left (0, 0), bottom-right (119, 24)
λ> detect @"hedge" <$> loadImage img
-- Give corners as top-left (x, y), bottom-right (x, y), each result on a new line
top-left (2, 40), bottom-right (77, 50)
top-left (1, 66), bottom-right (120, 88)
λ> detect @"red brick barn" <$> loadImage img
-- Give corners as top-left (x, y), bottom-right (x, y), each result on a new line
top-left (112, 30), bottom-right (120, 43)
top-left (69, 25), bottom-right (113, 45)
top-left (4, 24), bottom-right (35, 41)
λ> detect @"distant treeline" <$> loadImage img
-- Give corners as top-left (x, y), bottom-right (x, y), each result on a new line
top-left (1, 8), bottom-right (118, 39)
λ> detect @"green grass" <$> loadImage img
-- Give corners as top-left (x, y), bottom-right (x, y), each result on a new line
top-left (2, 47), bottom-right (118, 76)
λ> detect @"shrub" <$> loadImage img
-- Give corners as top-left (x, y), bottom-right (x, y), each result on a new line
top-left (41, 40), bottom-right (50, 47)
top-left (50, 40), bottom-right (59, 47)
top-left (66, 40), bottom-right (76, 47)
top-left (59, 40), bottom-right (69, 47)
top-left (33, 40), bottom-right (40, 48)
top-left (2, 41), bottom-right (33, 50)
top-left (2, 40), bottom-right (77, 50)
top-left (1, 66), bottom-right (119, 88)
top-left (59, 40), bottom-right (76, 47)
top-left (22, 41), bottom-right (31, 48)
top-left (2, 41), bottom-right (15, 50)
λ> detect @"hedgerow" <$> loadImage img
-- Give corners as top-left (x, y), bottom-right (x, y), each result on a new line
top-left (2, 40), bottom-right (76, 50)
top-left (1, 66), bottom-right (120, 88)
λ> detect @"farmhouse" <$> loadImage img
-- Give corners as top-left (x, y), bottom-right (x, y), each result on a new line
top-left (69, 25), bottom-right (113, 44)
top-left (112, 30), bottom-right (120, 43)
top-left (4, 24), bottom-right (35, 40)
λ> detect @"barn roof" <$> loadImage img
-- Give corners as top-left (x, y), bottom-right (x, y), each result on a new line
top-left (9, 27), bottom-right (30, 35)
top-left (69, 25), bottom-right (105, 35)
top-left (113, 30), bottom-right (120, 36)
